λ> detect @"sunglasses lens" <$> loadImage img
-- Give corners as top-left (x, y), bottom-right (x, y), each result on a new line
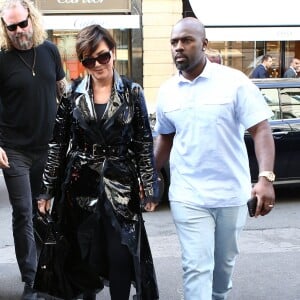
top-left (97, 52), bottom-right (111, 64)
top-left (19, 19), bottom-right (28, 28)
top-left (81, 51), bottom-right (111, 68)
top-left (81, 58), bottom-right (96, 69)
top-left (6, 18), bottom-right (28, 31)
top-left (6, 24), bottom-right (17, 31)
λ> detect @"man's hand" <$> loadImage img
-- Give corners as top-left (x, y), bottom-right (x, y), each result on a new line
top-left (0, 147), bottom-right (9, 168)
top-left (251, 179), bottom-right (275, 217)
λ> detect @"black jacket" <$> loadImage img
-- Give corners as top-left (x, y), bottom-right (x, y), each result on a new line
top-left (39, 71), bottom-right (159, 299)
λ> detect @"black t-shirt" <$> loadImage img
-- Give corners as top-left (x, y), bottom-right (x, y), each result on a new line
top-left (94, 103), bottom-right (107, 121)
top-left (0, 40), bottom-right (65, 151)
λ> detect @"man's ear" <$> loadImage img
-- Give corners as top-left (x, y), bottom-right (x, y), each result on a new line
top-left (203, 38), bottom-right (209, 50)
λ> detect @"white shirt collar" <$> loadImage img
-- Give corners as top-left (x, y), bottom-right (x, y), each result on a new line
top-left (176, 58), bottom-right (213, 84)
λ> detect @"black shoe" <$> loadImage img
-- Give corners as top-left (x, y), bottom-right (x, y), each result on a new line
top-left (82, 291), bottom-right (96, 300)
top-left (21, 282), bottom-right (38, 300)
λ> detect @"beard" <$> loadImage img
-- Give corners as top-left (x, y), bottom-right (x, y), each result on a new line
top-left (174, 55), bottom-right (191, 71)
top-left (175, 60), bottom-right (190, 71)
top-left (10, 30), bottom-right (34, 50)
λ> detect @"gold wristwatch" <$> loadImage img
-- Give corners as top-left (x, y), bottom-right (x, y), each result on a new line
top-left (258, 171), bottom-right (275, 182)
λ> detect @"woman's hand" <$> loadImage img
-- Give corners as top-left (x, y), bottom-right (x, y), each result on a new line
top-left (37, 199), bottom-right (52, 214)
top-left (144, 202), bottom-right (159, 212)
top-left (140, 184), bottom-right (159, 212)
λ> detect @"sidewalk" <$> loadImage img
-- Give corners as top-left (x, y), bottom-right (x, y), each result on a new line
top-left (1, 173), bottom-right (300, 299)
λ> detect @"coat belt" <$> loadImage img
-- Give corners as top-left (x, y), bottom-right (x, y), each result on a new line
top-left (74, 144), bottom-right (128, 157)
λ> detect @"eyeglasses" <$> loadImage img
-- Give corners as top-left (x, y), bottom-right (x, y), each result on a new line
top-left (4, 16), bottom-right (29, 32)
top-left (81, 51), bottom-right (112, 68)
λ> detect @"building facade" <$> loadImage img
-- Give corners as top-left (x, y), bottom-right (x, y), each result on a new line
top-left (35, 0), bottom-right (143, 84)
top-left (186, 0), bottom-right (300, 78)
top-left (143, 0), bottom-right (300, 111)
top-left (3, 0), bottom-right (299, 112)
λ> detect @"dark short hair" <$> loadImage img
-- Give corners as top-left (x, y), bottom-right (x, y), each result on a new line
top-left (261, 54), bottom-right (272, 63)
top-left (76, 24), bottom-right (116, 61)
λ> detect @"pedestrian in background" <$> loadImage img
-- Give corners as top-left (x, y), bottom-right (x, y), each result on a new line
top-left (37, 24), bottom-right (159, 300)
top-left (154, 17), bottom-right (275, 300)
top-left (283, 57), bottom-right (300, 78)
top-left (250, 54), bottom-right (273, 78)
top-left (0, 0), bottom-right (66, 299)
top-left (205, 48), bottom-right (222, 64)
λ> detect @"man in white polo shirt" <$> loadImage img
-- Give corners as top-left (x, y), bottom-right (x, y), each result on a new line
top-left (154, 17), bottom-right (275, 300)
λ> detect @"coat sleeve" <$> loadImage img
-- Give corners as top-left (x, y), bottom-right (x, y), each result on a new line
top-left (130, 83), bottom-right (160, 202)
top-left (39, 95), bottom-right (72, 199)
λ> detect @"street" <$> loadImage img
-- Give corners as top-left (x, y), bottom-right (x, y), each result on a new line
top-left (0, 172), bottom-right (300, 299)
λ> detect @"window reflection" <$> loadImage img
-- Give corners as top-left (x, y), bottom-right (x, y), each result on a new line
top-left (207, 41), bottom-right (300, 78)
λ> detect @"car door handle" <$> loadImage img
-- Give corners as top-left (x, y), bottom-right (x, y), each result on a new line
top-left (272, 131), bottom-right (289, 139)
top-left (272, 131), bottom-right (289, 135)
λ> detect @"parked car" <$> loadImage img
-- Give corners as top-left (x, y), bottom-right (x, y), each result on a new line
top-left (151, 78), bottom-right (300, 202)
top-left (246, 78), bottom-right (300, 185)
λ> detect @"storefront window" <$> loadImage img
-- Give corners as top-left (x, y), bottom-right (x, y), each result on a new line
top-left (285, 41), bottom-right (300, 74)
top-left (207, 41), bottom-right (282, 78)
top-left (206, 40), bottom-right (300, 78)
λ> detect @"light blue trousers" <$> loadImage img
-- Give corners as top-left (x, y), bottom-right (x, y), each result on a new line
top-left (170, 201), bottom-right (248, 300)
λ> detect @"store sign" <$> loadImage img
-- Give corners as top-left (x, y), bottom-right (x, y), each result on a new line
top-left (206, 27), bottom-right (300, 42)
top-left (189, 0), bottom-right (300, 41)
top-left (36, 0), bottom-right (131, 14)
top-left (43, 15), bottom-right (139, 29)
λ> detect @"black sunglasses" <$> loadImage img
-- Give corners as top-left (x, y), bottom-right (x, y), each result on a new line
top-left (81, 51), bottom-right (112, 68)
top-left (4, 16), bottom-right (29, 32)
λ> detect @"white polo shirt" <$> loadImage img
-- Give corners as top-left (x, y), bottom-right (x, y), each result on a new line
top-left (155, 60), bottom-right (273, 207)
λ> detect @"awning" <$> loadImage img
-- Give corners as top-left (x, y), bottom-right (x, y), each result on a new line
top-left (43, 15), bottom-right (140, 30)
top-left (189, 0), bottom-right (300, 41)
top-left (189, 0), bottom-right (300, 27)
top-left (206, 27), bottom-right (300, 41)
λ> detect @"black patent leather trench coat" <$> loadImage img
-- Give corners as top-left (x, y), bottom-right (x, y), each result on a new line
top-left (39, 71), bottom-right (159, 299)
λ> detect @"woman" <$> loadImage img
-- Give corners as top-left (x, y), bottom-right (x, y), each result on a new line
top-left (36, 25), bottom-right (159, 300)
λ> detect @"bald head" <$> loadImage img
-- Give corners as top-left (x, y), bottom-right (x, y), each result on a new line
top-left (170, 17), bottom-right (208, 80)
top-left (172, 17), bottom-right (206, 40)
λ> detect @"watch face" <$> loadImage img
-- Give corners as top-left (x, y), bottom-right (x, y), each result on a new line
top-left (269, 173), bottom-right (275, 181)
top-left (259, 171), bottom-right (275, 182)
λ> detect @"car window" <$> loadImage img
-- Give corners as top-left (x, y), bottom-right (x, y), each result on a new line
top-left (260, 88), bottom-right (281, 120)
top-left (279, 88), bottom-right (300, 119)
top-left (259, 87), bottom-right (300, 120)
